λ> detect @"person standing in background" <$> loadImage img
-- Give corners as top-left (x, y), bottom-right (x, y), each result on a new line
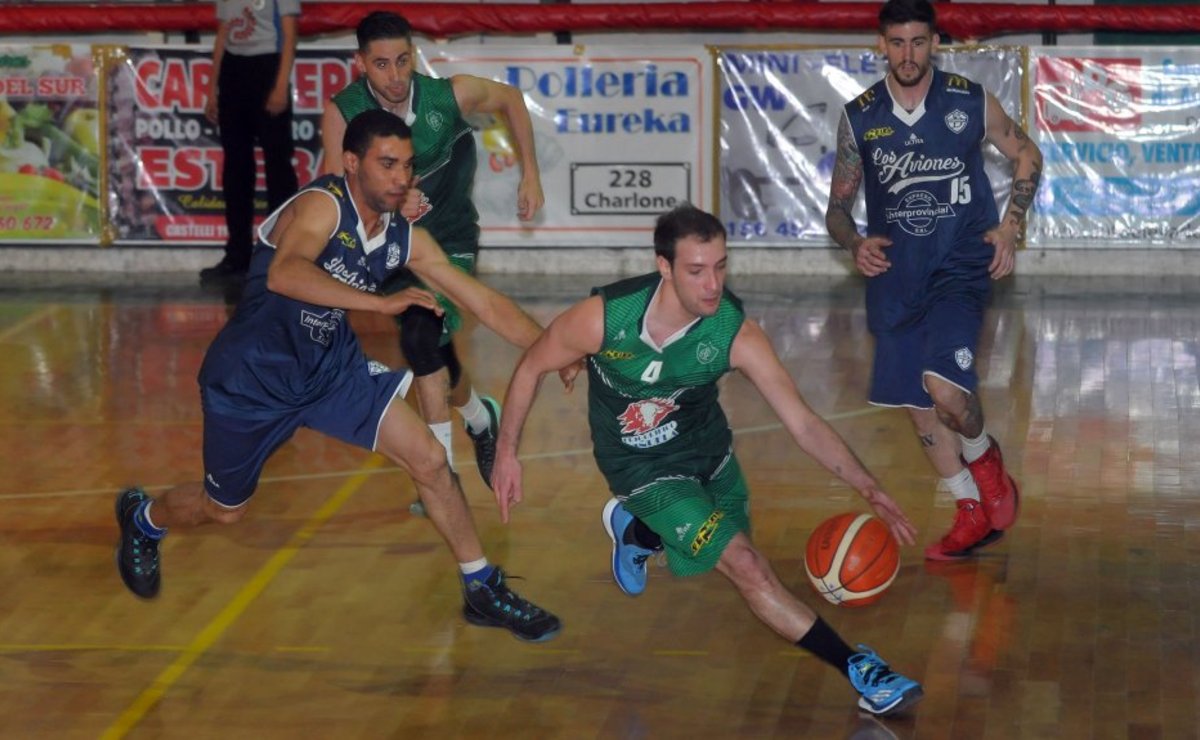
top-left (824, 0), bottom-right (1042, 560)
top-left (201, 0), bottom-right (301, 283)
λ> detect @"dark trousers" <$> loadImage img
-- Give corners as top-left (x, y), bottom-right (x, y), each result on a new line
top-left (217, 52), bottom-right (298, 264)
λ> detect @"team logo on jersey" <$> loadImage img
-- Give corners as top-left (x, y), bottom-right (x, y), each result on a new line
top-left (425, 110), bottom-right (445, 132)
top-left (945, 109), bottom-right (968, 134)
top-left (885, 190), bottom-right (954, 237)
top-left (955, 347), bottom-right (974, 370)
top-left (695, 341), bottom-right (719, 365)
top-left (406, 191), bottom-right (432, 224)
top-left (690, 511), bottom-right (725, 555)
top-left (300, 308), bottom-right (344, 346)
top-left (864, 126), bottom-right (894, 141)
top-left (618, 398), bottom-right (680, 449)
top-left (386, 241), bottom-right (403, 269)
top-left (336, 231), bottom-right (356, 250)
top-left (600, 349), bottom-right (634, 360)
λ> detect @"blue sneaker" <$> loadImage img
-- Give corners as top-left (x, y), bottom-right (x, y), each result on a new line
top-left (847, 645), bottom-right (924, 716)
top-left (602, 498), bottom-right (656, 596)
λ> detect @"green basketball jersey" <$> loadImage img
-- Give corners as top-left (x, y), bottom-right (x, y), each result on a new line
top-left (332, 73), bottom-right (479, 252)
top-left (588, 273), bottom-right (745, 493)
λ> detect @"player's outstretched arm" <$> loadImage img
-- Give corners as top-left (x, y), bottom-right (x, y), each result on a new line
top-left (983, 92), bottom-right (1044, 279)
top-left (405, 227), bottom-right (542, 349)
top-left (492, 296), bottom-right (603, 523)
top-left (453, 74), bottom-right (544, 220)
top-left (730, 319), bottom-right (917, 545)
top-left (265, 192), bottom-right (439, 314)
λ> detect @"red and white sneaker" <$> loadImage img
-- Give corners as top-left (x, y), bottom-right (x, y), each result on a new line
top-left (924, 499), bottom-right (1003, 561)
top-left (966, 436), bottom-right (1020, 530)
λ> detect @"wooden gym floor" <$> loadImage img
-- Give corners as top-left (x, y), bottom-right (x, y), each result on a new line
top-left (0, 269), bottom-right (1196, 739)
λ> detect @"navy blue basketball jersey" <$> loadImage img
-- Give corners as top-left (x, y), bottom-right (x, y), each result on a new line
top-left (199, 174), bottom-right (413, 419)
top-left (844, 69), bottom-right (999, 331)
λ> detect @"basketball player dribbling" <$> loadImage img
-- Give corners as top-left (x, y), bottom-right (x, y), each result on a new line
top-left (491, 204), bottom-right (924, 717)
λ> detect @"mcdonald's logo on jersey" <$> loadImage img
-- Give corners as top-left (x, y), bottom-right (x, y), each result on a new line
top-left (945, 74), bottom-right (971, 95)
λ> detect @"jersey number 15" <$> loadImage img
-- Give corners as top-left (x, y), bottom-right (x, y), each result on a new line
top-left (950, 175), bottom-right (972, 205)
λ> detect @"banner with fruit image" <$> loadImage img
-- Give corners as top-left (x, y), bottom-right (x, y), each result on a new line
top-left (0, 44), bottom-right (101, 242)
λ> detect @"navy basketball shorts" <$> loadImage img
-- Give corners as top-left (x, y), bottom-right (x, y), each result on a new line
top-left (869, 294), bottom-right (985, 409)
top-left (201, 362), bottom-right (413, 508)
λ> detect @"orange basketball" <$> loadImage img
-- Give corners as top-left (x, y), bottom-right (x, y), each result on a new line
top-left (804, 512), bottom-right (899, 607)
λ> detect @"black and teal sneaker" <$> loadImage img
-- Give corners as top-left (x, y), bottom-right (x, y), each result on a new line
top-left (114, 487), bottom-right (161, 599)
top-left (462, 567), bottom-right (561, 642)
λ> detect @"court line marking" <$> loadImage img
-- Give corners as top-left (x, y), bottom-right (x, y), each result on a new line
top-left (0, 406), bottom-right (884, 503)
top-left (0, 305), bottom-right (59, 343)
top-left (0, 642), bottom-right (799, 659)
top-left (100, 456), bottom-right (386, 740)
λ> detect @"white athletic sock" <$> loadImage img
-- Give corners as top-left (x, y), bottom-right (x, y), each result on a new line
top-left (430, 421), bottom-right (454, 469)
top-left (458, 557), bottom-right (489, 575)
top-left (943, 467), bottom-right (980, 502)
top-left (960, 431), bottom-right (992, 464)
top-left (456, 389), bottom-right (490, 435)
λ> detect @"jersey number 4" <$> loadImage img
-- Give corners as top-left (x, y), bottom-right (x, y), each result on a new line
top-left (641, 360), bottom-right (663, 384)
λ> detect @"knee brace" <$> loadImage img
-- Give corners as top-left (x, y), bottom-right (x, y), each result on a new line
top-left (398, 306), bottom-right (461, 387)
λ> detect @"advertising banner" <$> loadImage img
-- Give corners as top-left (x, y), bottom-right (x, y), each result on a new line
top-left (716, 46), bottom-right (1024, 246)
top-left (426, 44), bottom-right (712, 247)
top-left (106, 46), bottom-right (347, 244)
top-left (1032, 48), bottom-right (1200, 246)
top-left (0, 44), bottom-right (102, 242)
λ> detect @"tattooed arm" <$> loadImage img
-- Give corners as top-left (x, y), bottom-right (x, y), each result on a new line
top-left (825, 110), bottom-right (893, 277)
top-left (982, 92), bottom-right (1044, 279)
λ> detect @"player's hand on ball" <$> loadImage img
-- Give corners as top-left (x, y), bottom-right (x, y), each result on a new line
top-left (861, 486), bottom-right (917, 546)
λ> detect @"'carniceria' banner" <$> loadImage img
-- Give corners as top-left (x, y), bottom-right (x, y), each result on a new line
top-left (1032, 48), bottom-right (1200, 246)
top-left (425, 44), bottom-right (712, 247)
top-left (716, 46), bottom-right (1024, 247)
top-left (106, 46), bottom-right (341, 244)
